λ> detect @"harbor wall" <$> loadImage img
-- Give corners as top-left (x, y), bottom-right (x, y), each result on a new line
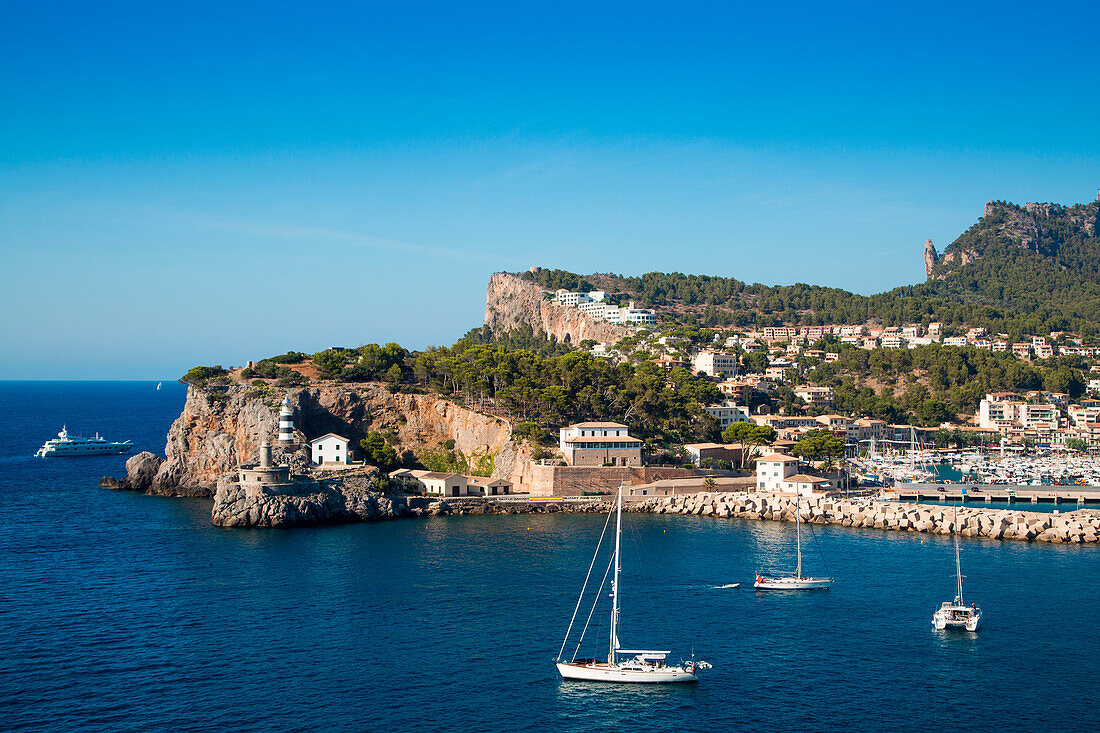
top-left (625, 492), bottom-right (1100, 544)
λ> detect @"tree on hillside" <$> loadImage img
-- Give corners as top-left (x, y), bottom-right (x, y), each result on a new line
top-left (791, 429), bottom-right (845, 462)
top-left (721, 422), bottom-right (777, 468)
top-left (360, 432), bottom-right (399, 471)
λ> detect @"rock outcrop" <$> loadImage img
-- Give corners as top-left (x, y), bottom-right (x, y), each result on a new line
top-left (211, 472), bottom-right (418, 528)
top-left (484, 271), bottom-right (633, 345)
top-left (923, 239), bottom-right (938, 280)
top-left (139, 383), bottom-right (530, 497)
top-left (933, 198), bottom-right (1099, 278)
top-left (99, 451), bottom-right (164, 491)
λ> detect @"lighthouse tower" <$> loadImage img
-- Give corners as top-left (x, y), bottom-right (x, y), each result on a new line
top-left (277, 395), bottom-right (296, 445)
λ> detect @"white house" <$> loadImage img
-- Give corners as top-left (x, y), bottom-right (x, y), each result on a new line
top-left (692, 350), bottom-right (739, 378)
top-left (559, 421), bottom-right (642, 466)
top-left (756, 453), bottom-right (798, 492)
top-left (311, 433), bottom-right (351, 465)
top-left (704, 401), bottom-right (752, 428)
top-left (755, 453), bottom-right (831, 495)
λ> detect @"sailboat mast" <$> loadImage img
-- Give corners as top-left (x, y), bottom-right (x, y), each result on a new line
top-left (795, 494), bottom-right (802, 579)
top-left (609, 485), bottom-right (623, 665)
top-left (954, 504), bottom-right (964, 605)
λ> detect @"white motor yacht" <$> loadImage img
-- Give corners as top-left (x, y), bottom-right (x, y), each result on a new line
top-left (35, 426), bottom-right (133, 457)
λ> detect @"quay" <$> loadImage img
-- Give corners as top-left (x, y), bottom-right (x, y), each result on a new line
top-left (890, 484), bottom-right (1100, 505)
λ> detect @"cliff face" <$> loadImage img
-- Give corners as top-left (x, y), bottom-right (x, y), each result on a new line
top-left (483, 272), bottom-right (633, 345)
top-left (150, 383), bottom-right (531, 497)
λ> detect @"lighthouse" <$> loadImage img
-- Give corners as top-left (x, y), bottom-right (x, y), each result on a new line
top-left (277, 395), bottom-right (296, 445)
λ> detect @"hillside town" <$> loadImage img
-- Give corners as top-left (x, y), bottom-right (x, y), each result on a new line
top-left (548, 287), bottom-right (1100, 455)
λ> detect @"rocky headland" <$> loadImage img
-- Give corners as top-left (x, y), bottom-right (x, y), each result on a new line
top-left (484, 271), bottom-right (632, 345)
top-left (105, 382), bottom-right (531, 498)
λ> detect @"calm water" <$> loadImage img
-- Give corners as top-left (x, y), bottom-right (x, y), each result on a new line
top-left (1, 382), bottom-right (1098, 732)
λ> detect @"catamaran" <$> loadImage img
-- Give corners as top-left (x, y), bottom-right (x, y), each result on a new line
top-left (932, 505), bottom-right (982, 631)
top-left (755, 495), bottom-right (833, 590)
top-left (555, 487), bottom-right (710, 683)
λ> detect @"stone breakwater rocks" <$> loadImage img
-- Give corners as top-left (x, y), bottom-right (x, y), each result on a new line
top-left (625, 492), bottom-right (1100, 545)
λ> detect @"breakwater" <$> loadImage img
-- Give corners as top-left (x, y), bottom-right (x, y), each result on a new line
top-left (624, 491), bottom-right (1100, 544)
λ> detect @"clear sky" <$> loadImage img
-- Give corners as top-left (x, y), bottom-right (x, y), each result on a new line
top-left (1, 1), bottom-right (1097, 379)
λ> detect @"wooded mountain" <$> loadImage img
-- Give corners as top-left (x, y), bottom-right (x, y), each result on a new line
top-left (528, 193), bottom-right (1100, 339)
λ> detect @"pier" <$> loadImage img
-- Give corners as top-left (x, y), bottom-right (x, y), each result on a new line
top-left (890, 484), bottom-right (1100, 505)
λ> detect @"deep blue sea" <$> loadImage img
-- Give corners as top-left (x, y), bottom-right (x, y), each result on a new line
top-left (2, 382), bottom-right (1098, 732)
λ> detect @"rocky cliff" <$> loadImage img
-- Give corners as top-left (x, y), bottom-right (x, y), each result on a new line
top-left (129, 383), bottom-right (530, 497)
top-left (922, 238), bottom-right (938, 279)
top-left (484, 271), bottom-right (633, 345)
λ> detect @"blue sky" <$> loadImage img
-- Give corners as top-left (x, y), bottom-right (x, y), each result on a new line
top-left (1, 1), bottom-right (1098, 378)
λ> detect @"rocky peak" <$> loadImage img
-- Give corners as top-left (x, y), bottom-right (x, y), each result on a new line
top-left (923, 239), bottom-right (938, 280)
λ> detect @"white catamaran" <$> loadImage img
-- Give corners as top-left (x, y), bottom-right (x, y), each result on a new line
top-left (754, 496), bottom-right (833, 590)
top-left (555, 487), bottom-right (710, 683)
top-left (932, 505), bottom-right (982, 631)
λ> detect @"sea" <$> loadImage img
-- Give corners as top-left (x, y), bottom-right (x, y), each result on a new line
top-left (1, 381), bottom-right (1098, 733)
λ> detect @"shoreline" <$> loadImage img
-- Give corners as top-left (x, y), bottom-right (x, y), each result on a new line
top-left (203, 474), bottom-right (1100, 542)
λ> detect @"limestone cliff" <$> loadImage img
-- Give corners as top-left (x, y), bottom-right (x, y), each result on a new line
top-left (484, 271), bottom-right (633, 345)
top-left (144, 383), bottom-right (531, 497)
top-left (922, 239), bottom-right (938, 280)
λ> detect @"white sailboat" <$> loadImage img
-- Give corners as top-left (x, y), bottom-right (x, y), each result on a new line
top-left (755, 495), bottom-right (833, 590)
top-left (932, 505), bottom-right (982, 631)
top-left (555, 487), bottom-right (710, 683)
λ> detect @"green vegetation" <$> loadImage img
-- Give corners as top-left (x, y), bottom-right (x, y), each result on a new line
top-left (803, 344), bottom-right (1087, 425)
top-left (180, 365), bottom-right (229, 386)
top-left (241, 358), bottom-right (307, 385)
top-left (413, 340), bottom-right (723, 444)
top-left (359, 432), bottom-right (399, 471)
top-left (1066, 438), bottom-right (1087, 452)
top-left (310, 343), bottom-right (412, 382)
top-left (522, 268), bottom-right (594, 293)
top-left (791, 429), bottom-right (845, 461)
top-left (720, 422), bottom-right (776, 467)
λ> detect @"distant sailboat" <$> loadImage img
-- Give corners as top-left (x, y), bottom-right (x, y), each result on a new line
top-left (932, 505), bottom-right (982, 631)
top-left (156, 382), bottom-right (162, 391)
top-left (555, 486), bottom-right (710, 683)
top-left (755, 495), bottom-right (833, 590)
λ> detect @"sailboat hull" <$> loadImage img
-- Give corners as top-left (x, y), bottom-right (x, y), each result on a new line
top-left (754, 576), bottom-right (833, 590)
top-left (556, 662), bottom-right (697, 683)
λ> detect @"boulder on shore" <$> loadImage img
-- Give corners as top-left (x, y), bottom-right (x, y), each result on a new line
top-left (99, 451), bottom-right (163, 492)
